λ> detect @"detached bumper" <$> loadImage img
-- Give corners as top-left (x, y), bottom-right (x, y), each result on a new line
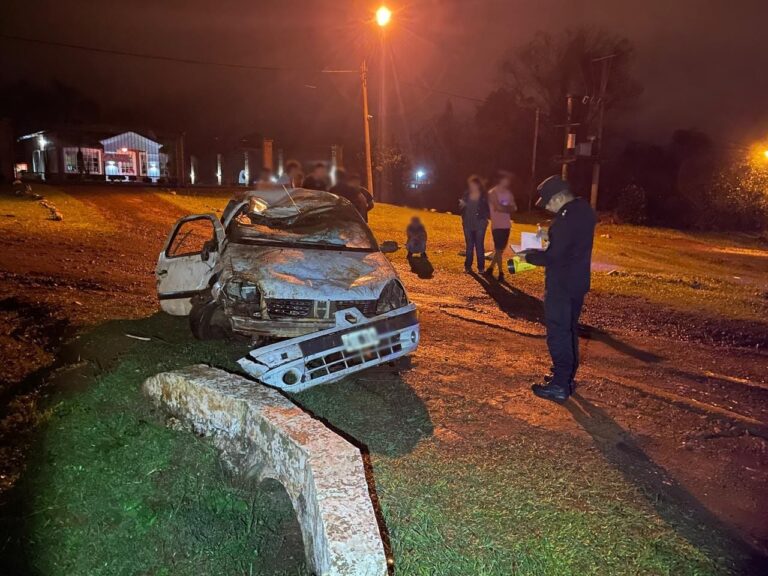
top-left (239, 304), bottom-right (419, 392)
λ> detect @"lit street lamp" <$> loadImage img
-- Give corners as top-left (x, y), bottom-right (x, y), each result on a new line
top-left (376, 6), bottom-right (392, 28)
top-left (361, 6), bottom-right (392, 200)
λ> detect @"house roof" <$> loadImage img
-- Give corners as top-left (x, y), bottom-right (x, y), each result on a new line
top-left (100, 131), bottom-right (160, 148)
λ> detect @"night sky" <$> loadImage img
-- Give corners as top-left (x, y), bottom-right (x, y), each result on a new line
top-left (2, 0), bottom-right (767, 155)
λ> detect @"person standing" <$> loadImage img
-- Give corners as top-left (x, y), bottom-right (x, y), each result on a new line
top-left (330, 168), bottom-right (368, 219)
top-left (302, 162), bottom-right (329, 191)
top-left (348, 172), bottom-right (374, 222)
top-left (278, 159), bottom-right (302, 188)
top-left (518, 176), bottom-right (596, 402)
top-left (486, 171), bottom-right (518, 281)
top-left (459, 175), bottom-right (490, 274)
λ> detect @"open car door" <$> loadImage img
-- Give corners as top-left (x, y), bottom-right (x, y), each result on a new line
top-left (156, 214), bottom-right (225, 316)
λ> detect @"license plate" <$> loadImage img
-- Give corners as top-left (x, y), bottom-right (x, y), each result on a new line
top-left (341, 327), bottom-right (380, 352)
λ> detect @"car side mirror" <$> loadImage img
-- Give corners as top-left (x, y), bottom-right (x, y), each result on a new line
top-left (380, 240), bottom-right (399, 254)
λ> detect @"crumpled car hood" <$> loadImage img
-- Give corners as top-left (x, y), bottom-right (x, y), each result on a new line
top-left (222, 243), bottom-right (397, 300)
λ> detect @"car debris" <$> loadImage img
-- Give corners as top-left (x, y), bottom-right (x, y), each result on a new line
top-left (239, 305), bottom-right (419, 391)
top-left (156, 187), bottom-right (420, 389)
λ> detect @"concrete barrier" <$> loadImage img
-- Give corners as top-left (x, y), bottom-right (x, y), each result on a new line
top-left (143, 365), bottom-right (387, 576)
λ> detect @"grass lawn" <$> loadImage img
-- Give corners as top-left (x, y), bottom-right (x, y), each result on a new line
top-left (1, 311), bottom-right (729, 576)
top-left (2, 185), bottom-right (764, 575)
top-left (0, 184), bottom-right (113, 235)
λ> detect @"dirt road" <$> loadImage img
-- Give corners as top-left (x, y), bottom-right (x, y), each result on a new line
top-left (1, 186), bottom-right (767, 570)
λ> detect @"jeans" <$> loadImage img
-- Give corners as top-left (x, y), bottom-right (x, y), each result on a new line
top-left (463, 224), bottom-right (487, 271)
top-left (544, 291), bottom-right (585, 387)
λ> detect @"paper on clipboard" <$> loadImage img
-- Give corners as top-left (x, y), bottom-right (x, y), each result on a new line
top-left (511, 231), bottom-right (543, 253)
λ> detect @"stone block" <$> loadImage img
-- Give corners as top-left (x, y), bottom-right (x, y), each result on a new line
top-left (143, 365), bottom-right (387, 576)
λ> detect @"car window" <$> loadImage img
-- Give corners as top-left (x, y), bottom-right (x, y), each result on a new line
top-left (167, 218), bottom-right (216, 258)
top-left (228, 191), bottom-right (377, 251)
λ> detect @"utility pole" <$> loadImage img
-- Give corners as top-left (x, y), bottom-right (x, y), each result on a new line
top-left (561, 94), bottom-right (574, 180)
top-left (361, 59), bottom-right (375, 200)
top-left (529, 107), bottom-right (540, 211)
top-left (589, 54), bottom-right (615, 210)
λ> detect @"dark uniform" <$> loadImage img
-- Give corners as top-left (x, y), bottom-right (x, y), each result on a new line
top-left (526, 184), bottom-right (596, 396)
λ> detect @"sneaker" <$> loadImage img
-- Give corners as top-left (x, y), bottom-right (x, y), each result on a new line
top-left (543, 374), bottom-right (576, 394)
top-left (531, 382), bottom-right (570, 403)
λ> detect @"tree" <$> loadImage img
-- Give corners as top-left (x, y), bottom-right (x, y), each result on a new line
top-left (500, 28), bottom-right (642, 127)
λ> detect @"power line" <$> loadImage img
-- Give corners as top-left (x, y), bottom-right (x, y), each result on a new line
top-left (0, 33), bottom-right (298, 72)
top-left (1, 32), bottom-right (488, 105)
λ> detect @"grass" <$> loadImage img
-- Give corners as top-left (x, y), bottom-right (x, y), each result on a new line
top-left (295, 382), bottom-right (729, 576)
top-left (3, 313), bottom-right (731, 576)
top-left (1, 315), bottom-right (306, 576)
top-left (0, 184), bottom-right (112, 235)
top-left (2, 185), bottom-right (764, 574)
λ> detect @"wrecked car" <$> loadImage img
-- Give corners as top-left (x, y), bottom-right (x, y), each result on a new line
top-left (156, 188), bottom-right (419, 391)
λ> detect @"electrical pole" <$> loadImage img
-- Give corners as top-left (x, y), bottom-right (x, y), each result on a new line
top-left (361, 59), bottom-right (375, 200)
top-left (561, 94), bottom-right (574, 180)
top-left (529, 107), bottom-right (540, 211)
top-left (590, 54), bottom-right (615, 210)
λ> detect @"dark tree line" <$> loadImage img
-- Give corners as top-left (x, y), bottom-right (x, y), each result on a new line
top-left (409, 28), bottom-right (767, 232)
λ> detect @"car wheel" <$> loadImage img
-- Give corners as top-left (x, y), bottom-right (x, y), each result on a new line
top-left (189, 295), bottom-right (229, 340)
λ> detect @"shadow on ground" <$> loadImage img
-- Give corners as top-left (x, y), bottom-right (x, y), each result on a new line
top-left (472, 274), bottom-right (665, 363)
top-left (566, 395), bottom-right (768, 575)
top-left (290, 364), bottom-right (434, 458)
top-left (407, 254), bottom-right (435, 279)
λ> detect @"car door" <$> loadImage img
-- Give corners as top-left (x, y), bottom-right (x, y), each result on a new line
top-left (156, 214), bottom-right (225, 316)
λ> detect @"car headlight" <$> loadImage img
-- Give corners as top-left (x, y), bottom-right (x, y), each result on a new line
top-left (376, 280), bottom-right (408, 314)
top-left (223, 278), bottom-right (262, 317)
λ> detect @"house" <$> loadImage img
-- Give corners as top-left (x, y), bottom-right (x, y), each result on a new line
top-left (16, 126), bottom-right (174, 183)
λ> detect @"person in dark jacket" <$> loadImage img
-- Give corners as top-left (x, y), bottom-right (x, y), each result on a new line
top-left (520, 175), bottom-right (596, 402)
top-left (302, 162), bottom-right (329, 191)
top-left (459, 175), bottom-right (490, 273)
top-left (348, 172), bottom-right (374, 221)
top-left (406, 216), bottom-right (427, 258)
top-left (329, 168), bottom-right (368, 218)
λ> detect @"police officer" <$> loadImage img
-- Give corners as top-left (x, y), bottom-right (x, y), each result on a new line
top-left (518, 176), bottom-right (596, 402)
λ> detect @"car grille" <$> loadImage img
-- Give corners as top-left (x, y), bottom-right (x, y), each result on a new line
top-left (304, 334), bottom-right (404, 381)
top-left (266, 299), bottom-right (314, 319)
top-left (266, 299), bottom-right (378, 320)
top-left (333, 300), bottom-right (377, 318)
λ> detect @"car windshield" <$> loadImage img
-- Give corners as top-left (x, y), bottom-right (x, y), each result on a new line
top-left (228, 189), bottom-right (377, 251)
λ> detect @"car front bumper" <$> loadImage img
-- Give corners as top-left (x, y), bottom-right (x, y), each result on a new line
top-left (238, 304), bottom-right (419, 392)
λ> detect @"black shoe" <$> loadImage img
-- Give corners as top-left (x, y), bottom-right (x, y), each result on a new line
top-left (543, 374), bottom-right (576, 394)
top-left (482, 268), bottom-right (495, 278)
top-left (531, 382), bottom-right (571, 403)
top-left (464, 267), bottom-right (473, 274)
top-left (498, 272), bottom-right (505, 282)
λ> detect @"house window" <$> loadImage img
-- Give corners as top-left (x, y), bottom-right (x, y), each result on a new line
top-left (63, 147), bottom-right (102, 174)
top-left (104, 151), bottom-right (137, 177)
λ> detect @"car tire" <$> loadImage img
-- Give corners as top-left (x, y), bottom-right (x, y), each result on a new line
top-left (189, 295), bottom-right (229, 340)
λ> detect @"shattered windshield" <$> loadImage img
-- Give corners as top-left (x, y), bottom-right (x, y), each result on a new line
top-left (228, 189), bottom-right (377, 251)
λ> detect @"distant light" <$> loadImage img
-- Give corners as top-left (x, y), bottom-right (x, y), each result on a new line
top-left (764, 149), bottom-right (768, 160)
top-left (38, 136), bottom-right (47, 148)
top-left (120, 147), bottom-right (128, 153)
top-left (416, 169), bottom-right (426, 179)
top-left (376, 6), bottom-right (392, 27)
top-left (270, 176), bottom-right (278, 183)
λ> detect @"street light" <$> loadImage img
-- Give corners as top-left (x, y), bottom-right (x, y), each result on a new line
top-left (361, 6), bottom-right (393, 200)
top-left (376, 6), bottom-right (392, 27)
